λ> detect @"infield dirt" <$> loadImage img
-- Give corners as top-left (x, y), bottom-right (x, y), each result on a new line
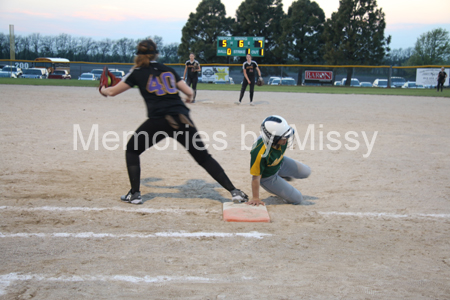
top-left (0, 85), bottom-right (449, 299)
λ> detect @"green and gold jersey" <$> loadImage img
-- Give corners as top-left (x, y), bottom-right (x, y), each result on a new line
top-left (250, 137), bottom-right (287, 178)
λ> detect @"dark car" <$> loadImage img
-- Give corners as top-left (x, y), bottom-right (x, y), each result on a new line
top-left (48, 70), bottom-right (71, 80)
top-left (390, 76), bottom-right (406, 88)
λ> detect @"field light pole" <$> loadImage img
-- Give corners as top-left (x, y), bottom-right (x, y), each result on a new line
top-left (9, 25), bottom-right (15, 62)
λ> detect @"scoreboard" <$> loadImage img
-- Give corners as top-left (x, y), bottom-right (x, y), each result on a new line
top-left (216, 36), bottom-right (265, 57)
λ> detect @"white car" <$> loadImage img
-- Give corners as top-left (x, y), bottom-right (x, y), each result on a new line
top-left (281, 77), bottom-right (296, 86)
top-left (2, 66), bottom-right (22, 78)
top-left (360, 82), bottom-right (372, 87)
top-left (21, 68), bottom-right (47, 79)
top-left (373, 79), bottom-right (389, 88)
top-left (0, 71), bottom-right (17, 78)
top-left (341, 78), bottom-right (360, 87)
top-left (268, 77), bottom-right (281, 85)
top-left (402, 81), bottom-right (417, 88)
top-left (78, 73), bottom-right (96, 81)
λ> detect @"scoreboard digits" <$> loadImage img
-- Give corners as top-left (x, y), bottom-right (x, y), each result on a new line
top-left (217, 37), bottom-right (265, 57)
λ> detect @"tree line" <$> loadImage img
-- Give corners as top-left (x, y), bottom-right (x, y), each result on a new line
top-left (1, 0), bottom-right (449, 80)
top-left (0, 33), bottom-right (179, 63)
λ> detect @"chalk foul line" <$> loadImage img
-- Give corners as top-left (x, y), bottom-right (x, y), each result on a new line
top-left (0, 206), bottom-right (219, 214)
top-left (0, 231), bottom-right (271, 239)
top-left (0, 273), bottom-right (253, 295)
top-left (318, 211), bottom-right (450, 219)
top-left (1, 206), bottom-right (448, 219)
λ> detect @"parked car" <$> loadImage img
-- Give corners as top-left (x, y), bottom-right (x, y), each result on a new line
top-left (90, 69), bottom-right (104, 80)
top-left (360, 82), bottom-right (372, 87)
top-left (390, 76), bottom-right (406, 88)
top-left (90, 68), bottom-right (119, 80)
top-left (2, 66), bottom-right (22, 78)
top-left (48, 70), bottom-right (71, 79)
top-left (281, 77), bottom-right (296, 86)
top-left (334, 81), bottom-right (342, 86)
top-left (78, 73), bottom-right (96, 80)
top-left (373, 79), bottom-right (389, 88)
top-left (402, 81), bottom-right (417, 88)
top-left (110, 70), bottom-right (125, 79)
top-left (268, 77), bottom-right (280, 85)
top-left (21, 68), bottom-right (48, 79)
top-left (0, 71), bottom-right (17, 78)
top-left (341, 78), bottom-right (360, 87)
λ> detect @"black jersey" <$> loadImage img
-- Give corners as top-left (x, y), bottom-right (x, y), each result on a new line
top-left (438, 71), bottom-right (447, 82)
top-left (243, 61), bottom-right (258, 79)
top-left (185, 60), bottom-right (200, 77)
top-left (124, 63), bottom-right (189, 118)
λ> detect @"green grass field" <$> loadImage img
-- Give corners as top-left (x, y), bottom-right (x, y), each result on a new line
top-left (1, 78), bottom-right (448, 97)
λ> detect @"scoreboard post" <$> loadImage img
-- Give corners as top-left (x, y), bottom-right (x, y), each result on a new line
top-left (216, 37), bottom-right (265, 57)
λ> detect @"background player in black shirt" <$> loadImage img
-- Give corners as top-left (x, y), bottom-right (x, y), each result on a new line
top-left (183, 53), bottom-right (201, 103)
top-left (437, 67), bottom-right (447, 92)
top-left (236, 54), bottom-right (262, 106)
top-left (100, 39), bottom-right (248, 204)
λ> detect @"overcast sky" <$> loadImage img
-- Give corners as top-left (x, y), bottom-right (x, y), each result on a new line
top-left (1, 0), bottom-right (449, 50)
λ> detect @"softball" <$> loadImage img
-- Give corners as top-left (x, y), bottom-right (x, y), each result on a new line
top-left (108, 76), bottom-right (112, 86)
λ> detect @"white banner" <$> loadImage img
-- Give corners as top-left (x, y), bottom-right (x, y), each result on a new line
top-left (416, 68), bottom-right (449, 86)
top-left (201, 67), bottom-right (215, 83)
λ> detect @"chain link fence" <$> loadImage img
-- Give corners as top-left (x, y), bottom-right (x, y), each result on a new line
top-left (0, 59), bottom-right (446, 87)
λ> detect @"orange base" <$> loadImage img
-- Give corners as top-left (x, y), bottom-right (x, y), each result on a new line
top-left (223, 202), bottom-right (270, 222)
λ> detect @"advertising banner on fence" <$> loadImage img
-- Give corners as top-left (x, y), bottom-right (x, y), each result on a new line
top-left (304, 70), bottom-right (333, 85)
top-left (201, 67), bottom-right (215, 83)
top-left (213, 67), bottom-right (229, 83)
top-left (201, 67), bottom-right (229, 83)
top-left (416, 68), bottom-right (449, 87)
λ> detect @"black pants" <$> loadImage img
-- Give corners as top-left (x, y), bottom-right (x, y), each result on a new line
top-left (437, 80), bottom-right (444, 91)
top-left (125, 115), bottom-right (235, 193)
top-left (239, 78), bottom-right (255, 102)
top-left (186, 74), bottom-right (198, 99)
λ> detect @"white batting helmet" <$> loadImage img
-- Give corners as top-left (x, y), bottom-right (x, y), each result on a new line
top-left (260, 115), bottom-right (294, 147)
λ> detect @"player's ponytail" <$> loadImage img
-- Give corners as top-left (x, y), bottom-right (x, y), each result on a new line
top-left (134, 39), bottom-right (159, 68)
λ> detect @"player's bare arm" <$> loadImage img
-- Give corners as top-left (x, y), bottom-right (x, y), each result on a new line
top-left (244, 68), bottom-right (250, 84)
top-left (183, 66), bottom-right (188, 80)
top-left (256, 66), bottom-right (261, 78)
top-left (247, 175), bottom-right (265, 206)
top-left (101, 81), bottom-right (131, 97)
top-left (177, 80), bottom-right (194, 103)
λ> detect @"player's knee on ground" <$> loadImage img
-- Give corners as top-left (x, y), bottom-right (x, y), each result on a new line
top-left (293, 163), bottom-right (311, 179)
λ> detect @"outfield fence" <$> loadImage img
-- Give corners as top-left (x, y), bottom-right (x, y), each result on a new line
top-left (1, 59), bottom-right (448, 86)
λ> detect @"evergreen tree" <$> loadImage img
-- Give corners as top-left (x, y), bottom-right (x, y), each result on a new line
top-left (323, 0), bottom-right (390, 85)
top-left (178, 0), bottom-right (233, 63)
top-left (233, 0), bottom-right (285, 64)
top-left (281, 0), bottom-right (325, 84)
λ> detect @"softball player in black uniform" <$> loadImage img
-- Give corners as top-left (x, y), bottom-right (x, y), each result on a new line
top-left (183, 53), bottom-right (201, 103)
top-left (236, 54), bottom-right (261, 106)
top-left (100, 39), bottom-right (248, 204)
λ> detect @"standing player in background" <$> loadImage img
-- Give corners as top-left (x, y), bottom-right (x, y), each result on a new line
top-left (183, 53), bottom-right (201, 103)
top-left (247, 115), bottom-right (313, 206)
top-left (235, 54), bottom-right (262, 106)
top-left (100, 39), bottom-right (248, 204)
top-left (437, 67), bottom-right (447, 92)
